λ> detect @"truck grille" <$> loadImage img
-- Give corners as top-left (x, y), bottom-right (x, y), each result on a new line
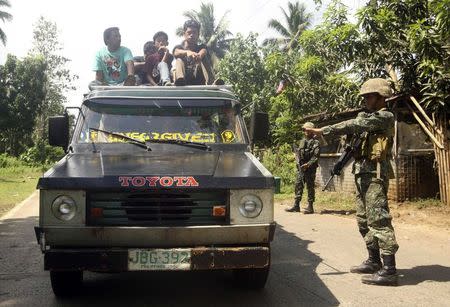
top-left (87, 190), bottom-right (228, 226)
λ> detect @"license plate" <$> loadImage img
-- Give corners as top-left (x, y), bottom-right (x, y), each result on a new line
top-left (128, 249), bottom-right (191, 271)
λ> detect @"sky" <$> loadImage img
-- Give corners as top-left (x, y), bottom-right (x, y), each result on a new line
top-left (0, 0), bottom-right (363, 106)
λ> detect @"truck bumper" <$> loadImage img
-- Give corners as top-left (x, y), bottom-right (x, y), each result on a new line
top-left (44, 246), bottom-right (270, 271)
top-left (34, 223), bottom-right (276, 248)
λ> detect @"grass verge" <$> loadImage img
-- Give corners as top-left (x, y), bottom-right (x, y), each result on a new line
top-left (276, 190), bottom-right (355, 213)
top-left (0, 166), bottom-right (42, 216)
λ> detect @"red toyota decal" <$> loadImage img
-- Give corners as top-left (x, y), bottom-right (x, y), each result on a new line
top-left (118, 176), bottom-right (199, 187)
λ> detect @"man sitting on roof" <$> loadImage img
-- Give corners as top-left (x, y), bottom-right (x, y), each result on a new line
top-left (173, 20), bottom-right (216, 86)
top-left (91, 27), bottom-right (136, 87)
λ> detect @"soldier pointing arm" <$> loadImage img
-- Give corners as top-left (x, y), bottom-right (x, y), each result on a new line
top-left (304, 78), bottom-right (399, 286)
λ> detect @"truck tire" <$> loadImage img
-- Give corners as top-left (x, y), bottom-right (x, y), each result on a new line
top-left (50, 270), bottom-right (83, 297)
top-left (232, 265), bottom-right (270, 290)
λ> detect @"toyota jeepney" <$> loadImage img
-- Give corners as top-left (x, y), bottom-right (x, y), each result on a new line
top-left (35, 86), bottom-right (275, 296)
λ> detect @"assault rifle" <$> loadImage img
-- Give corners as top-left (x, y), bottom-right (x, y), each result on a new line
top-left (322, 132), bottom-right (367, 191)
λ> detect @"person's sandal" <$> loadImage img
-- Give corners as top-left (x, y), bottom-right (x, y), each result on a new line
top-left (213, 78), bottom-right (225, 85)
top-left (124, 75), bottom-right (136, 86)
top-left (175, 78), bottom-right (186, 86)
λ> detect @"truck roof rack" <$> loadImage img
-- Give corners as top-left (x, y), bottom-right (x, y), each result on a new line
top-left (84, 85), bottom-right (237, 101)
top-left (88, 85), bottom-right (233, 92)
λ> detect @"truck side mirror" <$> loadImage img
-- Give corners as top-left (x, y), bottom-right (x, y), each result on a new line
top-left (49, 114), bottom-right (69, 149)
top-left (250, 111), bottom-right (269, 142)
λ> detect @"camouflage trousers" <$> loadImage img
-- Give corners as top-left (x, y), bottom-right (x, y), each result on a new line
top-left (355, 173), bottom-right (399, 255)
top-left (294, 167), bottom-right (317, 205)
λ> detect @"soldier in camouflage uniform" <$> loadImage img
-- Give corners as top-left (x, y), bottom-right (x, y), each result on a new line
top-left (304, 78), bottom-right (399, 286)
top-left (285, 122), bottom-right (320, 214)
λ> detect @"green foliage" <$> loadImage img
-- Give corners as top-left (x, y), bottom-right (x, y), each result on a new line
top-left (19, 140), bottom-right (64, 167)
top-left (0, 0), bottom-right (12, 45)
top-left (260, 143), bottom-right (297, 193)
top-left (218, 33), bottom-right (273, 117)
top-left (0, 54), bottom-right (47, 156)
top-left (29, 16), bottom-right (79, 142)
top-left (356, 0), bottom-right (450, 111)
top-left (264, 1), bottom-right (312, 50)
top-left (265, 1), bottom-right (360, 144)
top-left (0, 153), bottom-right (27, 168)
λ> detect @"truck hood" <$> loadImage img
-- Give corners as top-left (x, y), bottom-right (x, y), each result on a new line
top-left (37, 151), bottom-right (273, 189)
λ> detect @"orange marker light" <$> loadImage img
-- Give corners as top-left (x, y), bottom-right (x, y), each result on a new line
top-left (212, 206), bottom-right (226, 217)
top-left (90, 207), bottom-right (103, 218)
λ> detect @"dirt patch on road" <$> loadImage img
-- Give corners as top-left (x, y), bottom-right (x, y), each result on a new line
top-left (276, 191), bottom-right (450, 231)
top-left (389, 201), bottom-right (450, 230)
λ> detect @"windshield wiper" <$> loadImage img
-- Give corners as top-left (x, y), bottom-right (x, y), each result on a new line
top-left (146, 138), bottom-right (211, 151)
top-left (89, 128), bottom-right (150, 150)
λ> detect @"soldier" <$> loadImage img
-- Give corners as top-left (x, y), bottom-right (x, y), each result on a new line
top-left (285, 122), bottom-right (320, 214)
top-left (304, 78), bottom-right (399, 286)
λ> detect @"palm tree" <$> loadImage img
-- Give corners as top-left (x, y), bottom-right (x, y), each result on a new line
top-left (176, 2), bottom-right (233, 70)
top-left (0, 0), bottom-right (12, 46)
top-left (264, 1), bottom-right (311, 51)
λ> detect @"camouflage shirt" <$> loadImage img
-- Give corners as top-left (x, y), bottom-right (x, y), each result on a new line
top-left (322, 108), bottom-right (394, 176)
top-left (295, 137), bottom-right (320, 168)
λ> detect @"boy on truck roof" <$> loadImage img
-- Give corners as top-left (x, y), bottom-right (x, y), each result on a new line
top-left (92, 27), bottom-right (136, 86)
top-left (142, 31), bottom-right (174, 86)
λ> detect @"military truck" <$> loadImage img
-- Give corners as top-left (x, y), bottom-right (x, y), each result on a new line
top-left (34, 86), bottom-right (275, 296)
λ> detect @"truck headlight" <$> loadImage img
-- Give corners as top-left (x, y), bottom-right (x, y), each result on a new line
top-left (239, 194), bottom-right (263, 218)
top-left (51, 195), bottom-right (77, 221)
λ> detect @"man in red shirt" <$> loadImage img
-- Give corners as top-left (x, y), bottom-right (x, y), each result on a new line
top-left (142, 31), bottom-right (174, 86)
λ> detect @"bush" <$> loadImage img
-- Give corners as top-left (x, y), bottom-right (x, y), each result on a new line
top-left (0, 153), bottom-right (28, 168)
top-left (260, 143), bottom-right (297, 194)
top-left (20, 143), bottom-right (65, 167)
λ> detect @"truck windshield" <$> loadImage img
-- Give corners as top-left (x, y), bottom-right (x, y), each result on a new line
top-left (77, 99), bottom-right (245, 144)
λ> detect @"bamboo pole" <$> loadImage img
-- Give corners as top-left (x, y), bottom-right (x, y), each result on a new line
top-left (433, 112), bottom-right (449, 205)
top-left (320, 153), bottom-right (341, 157)
top-left (394, 112), bottom-right (399, 201)
top-left (440, 113), bottom-right (448, 205)
top-left (409, 96), bottom-right (439, 131)
top-left (433, 113), bottom-right (444, 204)
top-left (406, 103), bottom-right (444, 149)
top-left (442, 113), bottom-right (449, 205)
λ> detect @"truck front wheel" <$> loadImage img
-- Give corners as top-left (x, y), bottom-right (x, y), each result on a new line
top-left (50, 270), bottom-right (83, 297)
top-left (232, 265), bottom-right (270, 290)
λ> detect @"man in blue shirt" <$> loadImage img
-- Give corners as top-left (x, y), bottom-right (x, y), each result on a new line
top-left (92, 27), bottom-right (135, 86)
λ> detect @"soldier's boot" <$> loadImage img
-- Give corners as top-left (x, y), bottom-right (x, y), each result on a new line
top-left (361, 254), bottom-right (398, 286)
top-left (350, 248), bottom-right (382, 274)
top-left (303, 202), bottom-right (314, 214)
top-left (285, 201), bottom-right (300, 212)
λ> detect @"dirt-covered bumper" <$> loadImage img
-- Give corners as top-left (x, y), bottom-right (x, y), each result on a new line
top-left (43, 246), bottom-right (270, 271)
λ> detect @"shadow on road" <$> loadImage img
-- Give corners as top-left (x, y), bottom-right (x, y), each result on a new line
top-left (398, 265), bottom-right (450, 286)
top-left (1, 217), bottom-right (340, 306)
top-left (270, 223), bottom-right (340, 306)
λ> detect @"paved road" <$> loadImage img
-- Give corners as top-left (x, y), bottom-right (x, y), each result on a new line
top-left (1, 192), bottom-right (449, 306)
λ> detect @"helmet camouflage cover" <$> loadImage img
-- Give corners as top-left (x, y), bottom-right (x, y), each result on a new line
top-left (359, 78), bottom-right (392, 98)
top-left (302, 122), bottom-right (315, 129)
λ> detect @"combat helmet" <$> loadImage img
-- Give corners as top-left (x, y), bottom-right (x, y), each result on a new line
top-left (302, 122), bottom-right (315, 129)
top-left (359, 78), bottom-right (392, 98)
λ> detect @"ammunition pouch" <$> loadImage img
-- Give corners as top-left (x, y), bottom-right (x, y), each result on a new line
top-left (354, 129), bottom-right (393, 162)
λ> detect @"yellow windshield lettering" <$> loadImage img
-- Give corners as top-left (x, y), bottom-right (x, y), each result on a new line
top-left (176, 133), bottom-right (191, 141)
